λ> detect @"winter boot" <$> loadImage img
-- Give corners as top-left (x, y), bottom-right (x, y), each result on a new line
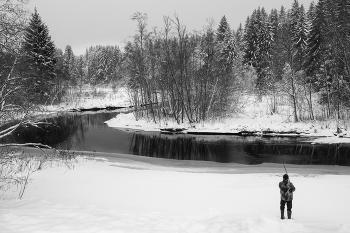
top-left (287, 211), bottom-right (292, 219)
top-left (280, 210), bottom-right (285, 220)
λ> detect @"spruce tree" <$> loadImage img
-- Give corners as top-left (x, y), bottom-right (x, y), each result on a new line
top-left (269, 6), bottom-right (289, 80)
top-left (334, 0), bottom-right (350, 77)
top-left (216, 15), bottom-right (230, 43)
top-left (215, 15), bottom-right (237, 71)
top-left (63, 45), bottom-right (75, 83)
top-left (76, 55), bottom-right (85, 84)
top-left (269, 9), bottom-right (279, 42)
top-left (23, 8), bottom-right (56, 101)
top-left (305, 0), bottom-right (327, 77)
top-left (305, 0), bottom-right (335, 116)
top-left (235, 23), bottom-right (244, 51)
top-left (293, 5), bottom-right (308, 71)
top-left (291, 0), bottom-right (300, 44)
top-left (243, 11), bottom-right (258, 66)
top-left (269, 8), bottom-right (281, 79)
top-left (244, 7), bottom-right (274, 92)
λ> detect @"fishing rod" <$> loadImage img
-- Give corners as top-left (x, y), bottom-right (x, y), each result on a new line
top-left (277, 147), bottom-right (288, 174)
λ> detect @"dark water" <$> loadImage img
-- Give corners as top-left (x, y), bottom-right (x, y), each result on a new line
top-left (5, 112), bottom-right (350, 166)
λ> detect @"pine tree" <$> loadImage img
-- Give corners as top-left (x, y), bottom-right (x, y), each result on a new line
top-left (63, 45), bottom-right (75, 83)
top-left (293, 4), bottom-right (308, 71)
top-left (76, 55), bottom-right (85, 91)
top-left (54, 48), bottom-right (65, 91)
top-left (235, 23), bottom-right (244, 51)
top-left (216, 15), bottom-right (230, 43)
top-left (269, 6), bottom-right (288, 80)
top-left (333, 0), bottom-right (350, 77)
top-left (305, 0), bottom-right (327, 77)
top-left (243, 7), bottom-right (274, 92)
top-left (243, 11), bottom-right (258, 66)
top-left (336, 0), bottom-right (350, 37)
top-left (23, 8), bottom-right (56, 101)
top-left (322, 0), bottom-right (350, 115)
top-left (269, 8), bottom-right (281, 79)
top-left (291, 0), bottom-right (300, 43)
top-left (305, 0), bottom-right (335, 117)
top-left (218, 29), bottom-right (237, 70)
top-left (216, 16), bottom-right (237, 71)
top-left (269, 8), bottom-right (279, 42)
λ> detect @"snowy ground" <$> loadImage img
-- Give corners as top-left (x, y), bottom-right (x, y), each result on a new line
top-left (1, 150), bottom-right (350, 233)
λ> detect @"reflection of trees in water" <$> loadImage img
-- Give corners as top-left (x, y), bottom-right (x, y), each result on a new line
top-left (4, 112), bottom-right (119, 151)
top-left (244, 142), bottom-right (350, 166)
top-left (130, 133), bottom-right (261, 163)
top-left (130, 133), bottom-right (350, 166)
top-left (130, 134), bottom-right (226, 162)
top-left (11, 114), bottom-right (87, 149)
top-left (71, 112), bottom-right (119, 148)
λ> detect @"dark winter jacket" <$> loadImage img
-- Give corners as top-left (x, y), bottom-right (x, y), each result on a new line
top-left (279, 180), bottom-right (296, 201)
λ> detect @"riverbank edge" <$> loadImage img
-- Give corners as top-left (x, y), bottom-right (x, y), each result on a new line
top-left (104, 112), bottom-right (350, 144)
top-left (20, 147), bottom-right (350, 176)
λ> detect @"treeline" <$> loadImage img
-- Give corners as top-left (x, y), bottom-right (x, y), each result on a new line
top-left (243, 0), bottom-right (350, 121)
top-left (57, 45), bottom-right (122, 87)
top-left (124, 0), bottom-right (350, 123)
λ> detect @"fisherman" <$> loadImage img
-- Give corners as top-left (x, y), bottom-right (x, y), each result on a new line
top-left (279, 174), bottom-right (296, 219)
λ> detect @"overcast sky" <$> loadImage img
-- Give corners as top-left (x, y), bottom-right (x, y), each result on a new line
top-left (28, 0), bottom-right (315, 55)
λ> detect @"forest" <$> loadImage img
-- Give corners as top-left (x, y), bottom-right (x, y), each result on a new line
top-left (1, 0), bottom-right (350, 129)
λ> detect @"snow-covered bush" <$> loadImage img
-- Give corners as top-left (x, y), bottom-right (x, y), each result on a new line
top-left (0, 147), bottom-right (78, 199)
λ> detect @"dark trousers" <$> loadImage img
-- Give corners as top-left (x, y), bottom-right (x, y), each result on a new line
top-left (280, 200), bottom-right (292, 212)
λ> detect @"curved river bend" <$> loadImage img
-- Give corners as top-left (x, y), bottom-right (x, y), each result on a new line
top-left (6, 111), bottom-right (350, 166)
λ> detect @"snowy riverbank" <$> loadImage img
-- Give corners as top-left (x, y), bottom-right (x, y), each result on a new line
top-left (105, 112), bottom-right (350, 144)
top-left (1, 151), bottom-right (350, 233)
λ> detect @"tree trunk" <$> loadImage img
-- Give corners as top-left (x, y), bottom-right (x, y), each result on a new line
top-left (290, 71), bottom-right (299, 122)
top-left (337, 75), bottom-right (341, 119)
top-left (325, 67), bottom-right (331, 118)
top-left (309, 81), bottom-right (314, 120)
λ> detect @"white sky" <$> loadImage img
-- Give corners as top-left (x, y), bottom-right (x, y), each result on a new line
top-left (28, 0), bottom-right (315, 55)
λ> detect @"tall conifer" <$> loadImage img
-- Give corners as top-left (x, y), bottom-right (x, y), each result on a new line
top-left (293, 5), bottom-right (308, 71)
top-left (216, 16), bottom-right (230, 43)
top-left (305, 0), bottom-right (327, 76)
top-left (23, 8), bottom-right (56, 100)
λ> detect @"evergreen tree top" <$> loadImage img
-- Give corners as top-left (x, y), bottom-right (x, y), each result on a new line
top-left (217, 15), bottom-right (230, 42)
top-left (23, 7), bottom-right (56, 72)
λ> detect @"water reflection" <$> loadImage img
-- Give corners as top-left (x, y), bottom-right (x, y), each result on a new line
top-left (2, 114), bottom-right (82, 148)
top-left (130, 133), bottom-right (350, 165)
top-left (4, 112), bottom-right (133, 154)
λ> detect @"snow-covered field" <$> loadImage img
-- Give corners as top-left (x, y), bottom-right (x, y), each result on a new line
top-left (1, 151), bottom-right (350, 233)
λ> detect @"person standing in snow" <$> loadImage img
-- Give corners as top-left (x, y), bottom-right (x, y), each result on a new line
top-left (279, 174), bottom-right (296, 219)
